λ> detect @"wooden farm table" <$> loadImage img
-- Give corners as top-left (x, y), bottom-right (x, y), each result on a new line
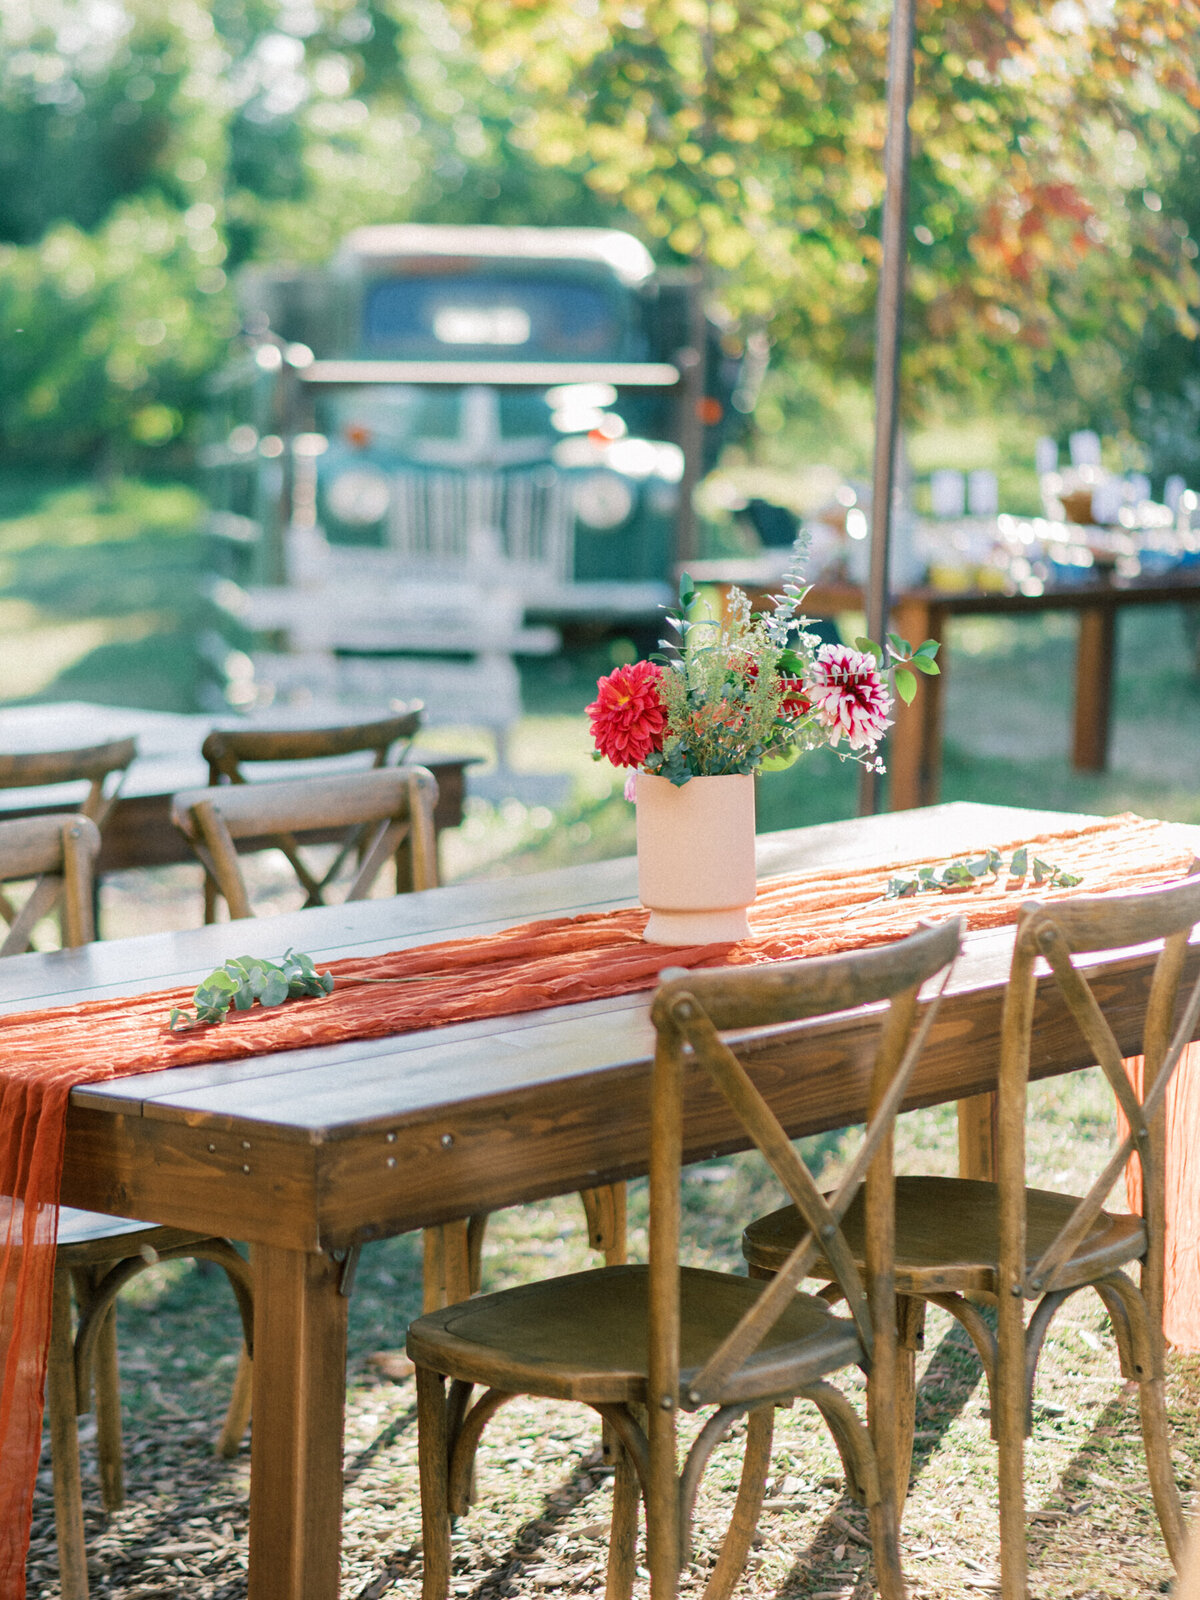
top-left (687, 561), bottom-right (1200, 811)
top-left (0, 700), bottom-right (476, 872)
top-left (2, 800), bottom-right (1196, 1599)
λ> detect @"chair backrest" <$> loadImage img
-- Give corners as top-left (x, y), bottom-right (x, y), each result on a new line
top-left (170, 766), bottom-right (439, 920)
top-left (996, 874), bottom-right (1200, 1314)
top-left (201, 708), bottom-right (421, 785)
top-left (0, 814), bottom-right (101, 954)
top-left (648, 915), bottom-right (962, 1410)
top-left (0, 738), bottom-right (136, 828)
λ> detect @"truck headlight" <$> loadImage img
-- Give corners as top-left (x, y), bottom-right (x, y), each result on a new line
top-left (325, 466), bottom-right (391, 526)
top-left (573, 472), bottom-right (634, 530)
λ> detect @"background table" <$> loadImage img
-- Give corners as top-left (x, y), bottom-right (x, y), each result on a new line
top-left (0, 701), bottom-right (476, 871)
top-left (2, 800), bottom-right (1195, 1599)
top-left (688, 563), bottom-right (1200, 810)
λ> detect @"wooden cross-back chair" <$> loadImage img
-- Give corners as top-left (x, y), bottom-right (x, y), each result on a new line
top-left (744, 872), bottom-right (1200, 1600)
top-left (198, 708), bottom-right (422, 920)
top-left (170, 765), bottom-right (440, 921)
top-left (0, 814), bottom-right (98, 956)
top-left (0, 737), bottom-right (135, 950)
top-left (171, 764), bottom-right (625, 1313)
top-left (0, 813), bottom-right (253, 1600)
top-left (407, 916), bottom-right (963, 1600)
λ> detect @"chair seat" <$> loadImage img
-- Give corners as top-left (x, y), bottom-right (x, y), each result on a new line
top-left (408, 1262), bottom-right (863, 1407)
top-left (55, 1207), bottom-right (218, 1267)
top-left (743, 1176), bottom-right (1148, 1297)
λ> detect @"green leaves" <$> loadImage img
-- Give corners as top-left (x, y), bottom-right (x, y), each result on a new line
top-left (858, 635), bottom-right (940, 708)
top-left (1031, 857), bottom-right (1083, 889)
top-left (910, 640), bottom-right (942, 675)
top-left (894, 668), bottom-right (917, 705)
top-left (854, 636), bottom-right (884, 666)
top-left (885, 848), bottom-right (1081, 900)
top-left (168, 949), bottom-right (335, 1033)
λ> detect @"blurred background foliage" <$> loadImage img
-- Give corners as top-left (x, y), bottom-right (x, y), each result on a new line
top-left (0, 0), bottom-right (1198, 478)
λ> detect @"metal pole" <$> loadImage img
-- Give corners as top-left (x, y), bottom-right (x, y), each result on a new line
top-left (673, 265), bottom-right (707, 569)
top-left (858, 0), bottom-right (917, 816)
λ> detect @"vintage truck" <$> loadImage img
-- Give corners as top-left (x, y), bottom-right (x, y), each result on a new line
top-left (202, 224), bottom-right (758, 720)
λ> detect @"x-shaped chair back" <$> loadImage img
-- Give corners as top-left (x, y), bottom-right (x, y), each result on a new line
top-left (171, 765), bottom-right (439, 920)
top-left (0, 814), bottom-right (101, 955)
top-left (201, 708), bottom-right (421, 783)
top-left (998, 872), bottom-right (1200, 1314)
top-left (0, 738), bottom-right (136, 826)
top-left (199, 709), bottom-right (422, 913)
top-left (649, 917), bottom-right (962, 1409)
top-left (0, 739), bottom-right (134, 945)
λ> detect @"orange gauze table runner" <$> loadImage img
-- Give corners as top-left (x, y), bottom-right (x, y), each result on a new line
top-left (1, 811), bottom-right (1197, 1592)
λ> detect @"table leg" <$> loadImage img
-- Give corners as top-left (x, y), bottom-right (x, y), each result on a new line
top-left (957, 1092), bottom-right (998, 1180)
top-left (887, 598), bottom-right (946, 811)
top-left (1072, 604), bottom-right (1116, 772)
top-left (247, 1244), bottom-right (349, 1600)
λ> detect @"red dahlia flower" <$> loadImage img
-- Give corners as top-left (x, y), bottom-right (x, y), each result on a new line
top-left (778, 676), bottom-right (811, 719)
top-left (808, 645), bottom-right (891, 750)
top-left (587, 660), bottom-right (667, 768)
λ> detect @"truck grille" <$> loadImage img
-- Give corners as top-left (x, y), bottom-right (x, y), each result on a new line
top-left (386, 467), bottom-right (574, 582)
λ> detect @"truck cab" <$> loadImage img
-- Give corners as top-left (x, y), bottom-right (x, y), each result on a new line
top-left (220, 224), bottom-right (744, 628)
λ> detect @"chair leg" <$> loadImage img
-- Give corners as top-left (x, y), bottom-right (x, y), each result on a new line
top-left (48, 1270), bottom-right (89, 1600)
top-left (1136, 1372), bottom-right (1187, 1567)
top-left (893, 1294), bottom-right (926, 1515)
top-left (866, 1483), bottom-right (906, 1600)
top-left (995, 1295), bottom-right (1028, 1600)
top-left (90, 1301), bottom-right (124, 1512)
top-left (803, 1380), bottom-right (905, 1600)
top-left (416, 1365), bottom-right (453, 1600)
top-left (216, 1346), bottom-right (254, 1458)
top-left (606, 1436), bottom-right (641, 1600)
top-left (702, 1404), bottom-right (773, 1600)
top-left (1097, 1271), bottom-right (1186, 1567)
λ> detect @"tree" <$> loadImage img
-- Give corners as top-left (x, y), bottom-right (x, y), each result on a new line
top-left (2, 0), bottom-right (1197, 465)
top-left (0, 0), bottom-right (627, 464)
top-left (459, 0), bottom-right (1200, 407)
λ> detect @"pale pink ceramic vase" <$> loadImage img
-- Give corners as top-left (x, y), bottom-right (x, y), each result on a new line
top-left (635, 771), bottom-right (757, 944)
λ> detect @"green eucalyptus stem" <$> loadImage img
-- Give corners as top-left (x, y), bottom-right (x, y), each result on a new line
top-left (884, 847), bottom-right (1082, 901)
top-left (166, 952), bottom-right (464, 1033)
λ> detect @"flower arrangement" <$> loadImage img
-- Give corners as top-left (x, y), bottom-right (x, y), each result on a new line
top-left (587, 555), bottom-right (939, 787)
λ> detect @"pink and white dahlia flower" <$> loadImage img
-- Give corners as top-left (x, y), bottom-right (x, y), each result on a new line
top-left (808, 644), bottom-right (891, 751)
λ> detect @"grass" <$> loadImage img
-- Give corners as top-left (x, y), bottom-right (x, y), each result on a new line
top-left (0, 476), bottom-right (245, 711)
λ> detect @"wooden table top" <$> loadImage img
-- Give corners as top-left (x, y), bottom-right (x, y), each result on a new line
top-left (4, 801), bottom-right (1196, 1258)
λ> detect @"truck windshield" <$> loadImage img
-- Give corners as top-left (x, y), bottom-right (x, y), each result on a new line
top-left (362, 275), bottom-right (632, 359)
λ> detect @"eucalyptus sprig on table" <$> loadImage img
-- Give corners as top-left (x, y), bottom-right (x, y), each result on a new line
top-left (885, 846), bottom-right (1083, 901)
top-left (168, 949), bottom-right (335, 1032)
